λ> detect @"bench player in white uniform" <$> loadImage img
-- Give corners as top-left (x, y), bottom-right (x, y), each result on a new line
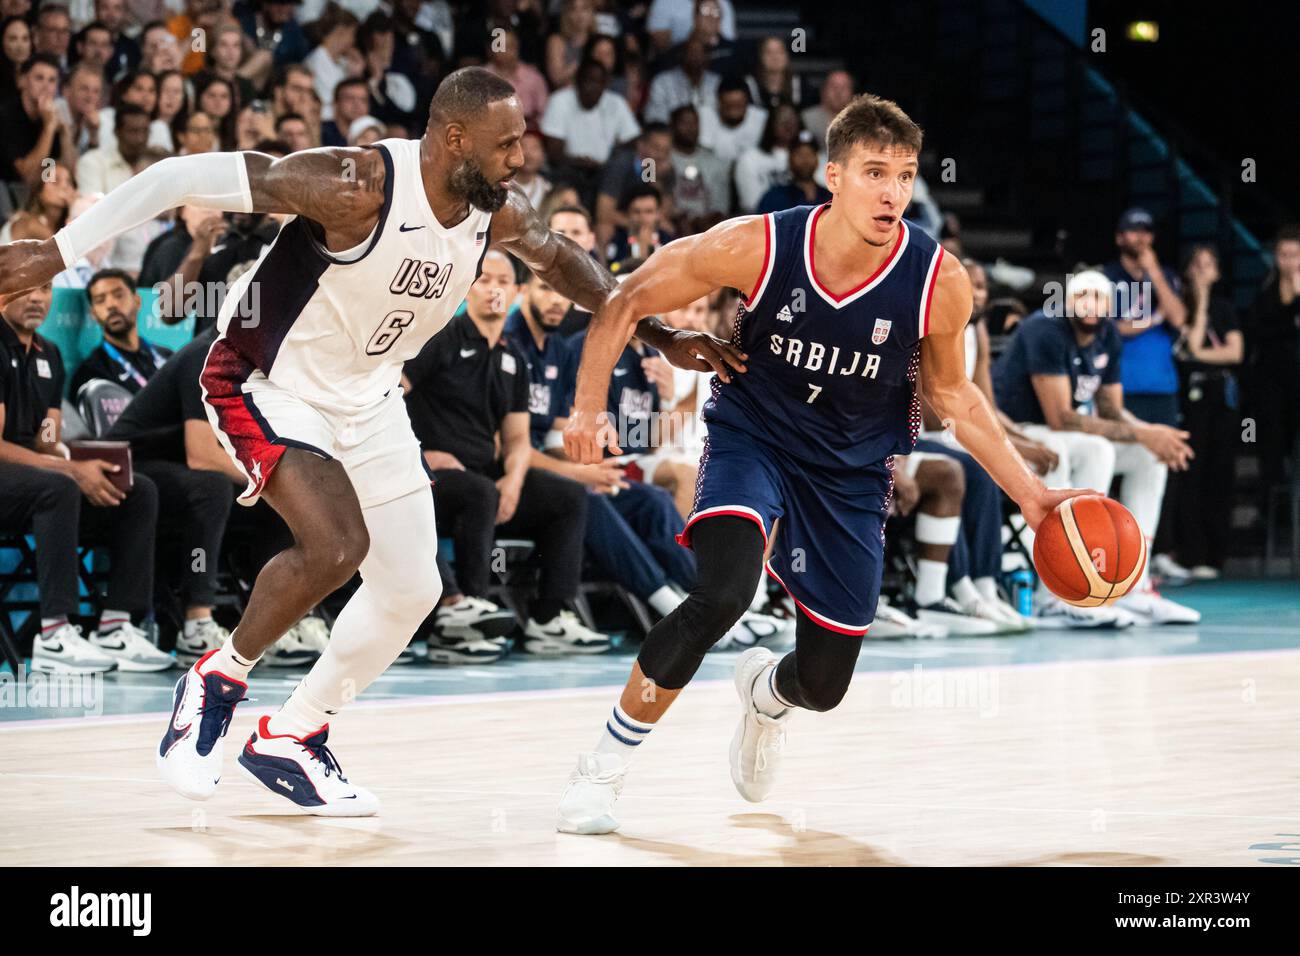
top-left (0, 67), bottom-right (743, 816)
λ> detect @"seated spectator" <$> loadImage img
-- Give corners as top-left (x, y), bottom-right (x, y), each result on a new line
top-left (757, 132), bottom-right (830, 213)
top-left (358, 11), bottom-right (417, 132)
top-left (172, 107), bottom-right (217, 154)
top-left (70, 268), bottom-right (172, 398)
top-left (347, 115), bottom-right (385, 147)
top-left (1153, 245), bottom-right (1243, 581)
top-left (270, 62), bottom-right (317, 123)
top-left (605, 184), bottom-right (675, 264)
top-left (541, 56), bottom-right (641, 209)
top-left (668, 103), bottom-right (730, 227)
top-left (403, 250), bottom-right (610, 660)
top-left (275, 111), bottom-right (314, 152)
top-left (57, 64), bottom-right (105, 154)
top-left (168, 0), bottom-right (226, 77)
top-left (33, 4), bottom-right (72, 72)
top-left (95, 0), bottom-right (141, 80)
top-left (644, 34), bottom-right (718, 125)
top-left (1, 16), bottom-right (31, 100)
top-left (596, 121), bottom-right (674, 252)
top-left (104, 325), bottom-right (321, 665)
top-left (801, 69), bottom-right (853, 147)
top-left (234, 0), bottom-right (311, 68)
top-left (584, 32), bottom-right (644, 116)
top-left (78, 102), bottom-right (150, 196)
top-left (98, 71), bottom-right (174, 154)
top-left (546, 0), bottom-right (595, 90)
top-left (0, 281), bottom-right (168, 673)
top-left (139, 20), bottom-right (182, 74)
top-left (745, 35), bottom-right (803, 112)
top-left (733, 102), bottom-right (803, 213)
top-left (648, 0), bottom-right (736, 55)
top-left (75, 21), bottom-right (117, 85)
top-left (698, 74), bottom-right (766, 165)
top-left (993, 270), bottom-right (1199, 626)
top-left (235, 100), bottom-right (275, 150)
top-left (305, 5), bottom-right (362, 123)
top-left (1104, 207), bottom-right (1187, 428)
top-left (139, 203), bottom-right (224, 294)
top-left (321, 77), bottom-right (370, 148)
top-left (154, 70), bottom-right (188, 150)
top-left (1242, 224), bottom-right (1300, 495)
top-left (194, 74), bottom-right (238, 151)
top-left (513, 129), bottom-right (550, 209)
top-left (0, 55), bottom-right (74, 202)
top-left (0, 159), bottom-right (73, 242)
top-left (196, 22), bottom-right (259, 108)
top-left (485, 28), bottom-right (547, 127)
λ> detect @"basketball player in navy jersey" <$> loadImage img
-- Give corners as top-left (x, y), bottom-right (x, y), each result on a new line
top-left (556, 94), bottom-right (1094, 833)
top-left (0, 68), bottom-right (741, 816)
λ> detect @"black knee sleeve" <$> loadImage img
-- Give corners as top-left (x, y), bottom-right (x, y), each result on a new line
top-left (637, 516), bottom-right (764, 689)
top-left (773, 614), bottom-right (864, 712)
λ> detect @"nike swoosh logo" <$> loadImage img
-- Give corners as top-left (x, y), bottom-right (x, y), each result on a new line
top-left (400, 223), bottom-right (426, 232)
top-left (613, 369), bottom-right (629, 376)
top-left (97, 640), bottom-right (126, 650)
top-left (459, 348), bottom-right (477, 358)
top-left (42, 641), bottom-right (64, 652)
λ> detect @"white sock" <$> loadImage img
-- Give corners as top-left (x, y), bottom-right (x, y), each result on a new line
top-left (749, 573), bottom-right (767, 612)
top-left (951, 576), bottom-right (982, 608)
top-left (751, 660), bottom-right (792, 718)
top-left (201, 631), bottom-right (259, 682)
top-left (268, 681), bottom-right (338, 739)
top-left (98, 609), bottom-right (130, 635)
top-left (183, 614), bottom-right (214, 637)
top-left (646, 585), bottom-right (681, 618)
top-left (975, 576), bottom-right (999, 603)
top-left (595, 704), bottom-right (654, 763)
top-left (40, 617), bottom-right (68, 636)
top-left (915, 560), bottom-right (949, 607)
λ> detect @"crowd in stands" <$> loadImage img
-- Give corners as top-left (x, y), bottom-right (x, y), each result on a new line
top-left (2, 0), bottom-right (1297, 674)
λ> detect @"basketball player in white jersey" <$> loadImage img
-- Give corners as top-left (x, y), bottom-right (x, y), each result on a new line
top-left (0, 67), bottom-right (742, 816)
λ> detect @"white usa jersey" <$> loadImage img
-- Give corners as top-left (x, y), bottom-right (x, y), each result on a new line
top-left (214, 137), bottom-right (493, 411)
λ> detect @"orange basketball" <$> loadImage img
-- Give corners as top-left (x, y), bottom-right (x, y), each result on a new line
top-left (1032, 495), bottom-right (1146, 607)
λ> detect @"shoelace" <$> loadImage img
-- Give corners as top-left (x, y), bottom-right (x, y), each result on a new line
top-left (755, 722), bottom-right (786, 773)
top-left (199, 692), bottom-right (249, 740)
top-left (299, 737), bottom-right (347, 781)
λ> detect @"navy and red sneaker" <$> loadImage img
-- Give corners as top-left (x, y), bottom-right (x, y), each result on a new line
top-left (156, 649), bottom-right (248, 800)
top-left (237, 716), bottom-right (379, 817)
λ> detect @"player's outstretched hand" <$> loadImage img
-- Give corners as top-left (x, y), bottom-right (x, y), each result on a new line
top-left (1022, 487), bottom-right (1100, 532)
top-left (658, 329), bottom-right (748, 384)
top-left (563, 408), bottom-right (621, 464)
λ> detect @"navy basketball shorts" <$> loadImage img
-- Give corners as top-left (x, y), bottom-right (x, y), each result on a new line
top-left (678, 422), bottom-right (891, 635)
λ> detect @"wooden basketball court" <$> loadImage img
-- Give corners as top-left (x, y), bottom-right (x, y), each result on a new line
top-left (3, 648), bottom-right (1295, 866)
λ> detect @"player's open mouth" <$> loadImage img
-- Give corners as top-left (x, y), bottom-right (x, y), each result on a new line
top-left (874, 215), bottom-right (897, 227)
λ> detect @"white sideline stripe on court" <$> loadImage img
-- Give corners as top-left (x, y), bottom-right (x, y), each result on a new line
top-left (2, 645), bottom-right (1299, 733)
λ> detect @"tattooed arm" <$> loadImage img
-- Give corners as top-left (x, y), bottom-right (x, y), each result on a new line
top-left (1035, 377), bottom-right (1193, 469)
top-left (0, 148), bottom-right (386, 305)
top-left (491, 185), bottom-right (746, 375)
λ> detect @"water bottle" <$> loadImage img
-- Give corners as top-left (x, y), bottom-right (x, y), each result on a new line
top-left (1010, 568), bottom-right (1035, 618)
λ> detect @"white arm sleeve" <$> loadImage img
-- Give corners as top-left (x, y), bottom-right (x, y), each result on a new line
top-left (54, 152), bottom-right (254, 269)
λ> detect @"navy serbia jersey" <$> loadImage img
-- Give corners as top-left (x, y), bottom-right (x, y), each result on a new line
top-left (704, 203), bottom-right (944, 470)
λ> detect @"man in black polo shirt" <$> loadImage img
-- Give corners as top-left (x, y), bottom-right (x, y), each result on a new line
top-left (402, 250), bottom-right (609, 662)
top-left (69, 269), bottom-right (173, 398)
top-left (106, 328), bottom-right (316, 667)
top-left (0, 281), bottom-right (169, 673)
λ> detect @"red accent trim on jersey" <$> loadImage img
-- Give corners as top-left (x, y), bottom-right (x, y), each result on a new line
top-left (743, 215), bottom-right (772, 306)
top-left (807, 204), bottom-right (906, 303)
top-left (676, 507), bottom-right (768, 550)
top-left (920, 246), bottom-right (944, 337)
top-left (201, 339), bottom-right (287, 501)
top-left (764, 562), bottom-right (872, 636)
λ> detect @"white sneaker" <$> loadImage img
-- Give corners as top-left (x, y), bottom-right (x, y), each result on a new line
top-left (294, 615), bottom-right (331, 652)
top-left (729, 647), bottom-right (788, 803)
top-left (31, 623), bottom-right (116, 673)
top-left (871, 601), bottom-right (949, 639)
top-left (1034, 595), bottom-right (1132, 629)
top-left (556, 752), bottom-right (627, 834)
top-left (915, 597), bottom-right (1001, 635)
top-left (1190, 565), bottom-right (1221, 580)
top-left (426, 631), bottom-right (506, 664)
top-left (262, 622), bottom-right (322, 667)
top-left (1116, 589), bottom-right (1201, 625)
top-left (523, 610), bottom-right (611, 655)
top-left (174, 618), bottom-right (229, 665)
top-left (91, 622), bottom-right (175, 672)
top-left (952, 595), bottom-right (1027, 634)
top-left (436, 596), bottom-right (517, 645)
top-left (156, 649), bottom-right (248, 800)
top-left (237, 716), bottom-right (379, 816)
top-left (1151, 553), bottom-right (1193, 586)
top-left (712, 611), bottom-right (788, 651)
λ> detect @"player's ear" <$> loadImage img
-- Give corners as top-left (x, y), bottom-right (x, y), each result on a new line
top-left (824, 160), bottom-right (840, 193)
top-left (443, 121), bottom-right (467, 154)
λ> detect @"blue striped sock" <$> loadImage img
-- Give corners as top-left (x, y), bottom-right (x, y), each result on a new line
top-left (595, 704), bottom-right (654, 761)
